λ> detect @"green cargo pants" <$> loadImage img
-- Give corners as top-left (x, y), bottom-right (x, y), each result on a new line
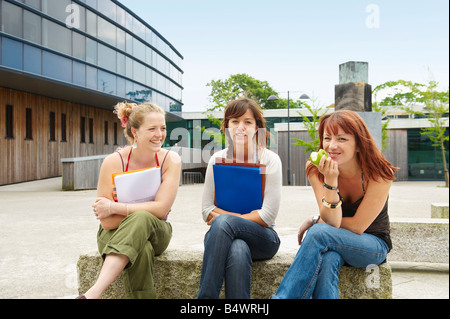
top-left (97, 210), bottom-right (172, 299)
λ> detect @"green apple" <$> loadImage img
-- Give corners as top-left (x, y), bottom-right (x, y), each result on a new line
top-left (310, 149), bottom-right (328, 165)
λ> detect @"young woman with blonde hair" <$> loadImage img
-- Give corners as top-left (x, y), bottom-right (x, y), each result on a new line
top-left (77, 102), bottom-right (181, 299)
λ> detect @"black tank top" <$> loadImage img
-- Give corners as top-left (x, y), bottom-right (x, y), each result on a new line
top-left (341, 174), bottom-right (392, 251)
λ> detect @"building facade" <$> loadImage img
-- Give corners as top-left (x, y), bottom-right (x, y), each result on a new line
top-left (174, 108), bottom-right (448, 185)
top-left (0, 0), bottom-right (184, 185)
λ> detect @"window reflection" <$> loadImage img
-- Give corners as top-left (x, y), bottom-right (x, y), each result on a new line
top-left (98, 43), bottom-right (116, 73)
top-left (24, 44), bottom-right (42, 74)
top-left (0, 0), bottom-right (183, 111)
top-left (98, 70), bottom-right (117, 95)
top-left (42, 19), bottom-right (71, 56)
top-left (2, 2), bottom-right (23, 38)
top-left (43, 51), bottom-right (72, 83)
top-left (24, 11), bottom-right (41, 45)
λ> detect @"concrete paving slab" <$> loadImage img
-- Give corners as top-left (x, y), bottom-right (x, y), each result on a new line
top-left (0, 178), bottom-right (448, 299)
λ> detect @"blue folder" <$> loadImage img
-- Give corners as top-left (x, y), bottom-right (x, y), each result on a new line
top-left (213, 160), bottom-right (265, 215)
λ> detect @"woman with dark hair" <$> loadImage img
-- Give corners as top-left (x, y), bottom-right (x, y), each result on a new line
top-left (197, 97), bottom-right (282, 299)
top-left (272, 110), bottom-right (398, 299)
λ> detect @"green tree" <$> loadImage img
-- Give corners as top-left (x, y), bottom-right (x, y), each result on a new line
top-left (373, 79), bottom-right (449, 186)
top-left (202, 73), bottom-right (299, 148)
top-left (292, 97), bottom-right (329, 154)
top-left (206, 73), bottom-right (286, 111)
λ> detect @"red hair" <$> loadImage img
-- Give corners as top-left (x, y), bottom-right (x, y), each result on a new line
top-left (306, 110), bottom-right (398, 182)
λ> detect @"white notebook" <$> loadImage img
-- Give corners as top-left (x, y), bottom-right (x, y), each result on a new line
top-left (113, 167), bottom-right (161, 203)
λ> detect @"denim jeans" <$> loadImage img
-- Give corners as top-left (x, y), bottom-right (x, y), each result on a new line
top-left (197, 214), bottom-right (280, 299)
top-left (273, 223), bottom-right (389, 299)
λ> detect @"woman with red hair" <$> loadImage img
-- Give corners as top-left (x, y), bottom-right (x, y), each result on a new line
top-left (273, 110), bottom-right (398, 299)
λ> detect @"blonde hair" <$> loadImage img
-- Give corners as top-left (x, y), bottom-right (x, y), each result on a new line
top-left (114, 102), bottom-right (166, 144)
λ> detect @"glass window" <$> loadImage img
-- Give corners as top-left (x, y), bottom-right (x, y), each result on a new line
top-left (125, 32), bottom-right (133, 54)
top-left (67, 4), bottom-right (86, 32)
top-left (86, 65), bottom-right (98, 90)
top-left (24, 44), bottom-right (42, 74)
top-left (85, 0), bottom-right (97, 10)
top-left (73, 61), bottom-right (86, 86)
top-left (114, 122), bottom-right (118, 145)
top-left (86, 38), bottom-right (97, 64)
top-left (156, 73), bottom-right (165, 92)
top-left (89, 118), bottom-right (94, 143)
top-left (25, 108), bottom-right (33, 140)
top-left (116, 52), bottom-right (125, 76)
top-left (97, 0), bottom-right (116, 21)
top-left (134, 83), bottom-right (151, 102)
top-left (133, 38), bottom-right (145, 62)
top-left (25, 0), bottom-right (41, 10)
top-left (104, 121), bottom-right (109, 145)
top-left (125, 79), bottom-right (134, 99)
top-left (116, 28), bottom-right (126, 51)
top-left (133, 60), bottom-right (145, 84)
top-left (86, 9), bottom-right (97, 37)
top-left (49, 111), bottom-right (56, 141)
top-left (98, 43), bottom-right (116, 72)
top-left (116, 6), bottom-right (126, 27)
top-left (146, 68), bottom-right (153, 87)
top-left (116, 76), bottom-right (126, 98)
top-left (42, 19), bottom-right (71, 56)
top-left (43, 51), bottom-right (72, 83)
top-left (408, 129), bottom-right (449, 180)
top-left (5, 105), bottom-right (14, 139)
top-left (61, 113), bottom-right (67, 142)
top-left (98, 16), bottom-right (116, 47)
top-left (1, 37), bottom-right (23, 70)
top-left (80, 116), bottom-right (86, 143)
top-left (145, 28), bottom-right (154, 47)
top-left (125, 56), bottom-right (133, 78)
top-left (1, 2), bottom-right (23, 38)
top-left (72, 32), bottom-right (86, 61)
top-left (125, 12), bottom-right (133, 30)
top-left (98, 70), bottom-right (117, 96)
top-left (145, 46), bottom-right (153, 65)
top-left (133, 18), bottom-right (146, 40)
top-left (24, 10), bottom-right (42, 45)
top-left (42, 0), bottom-right (71, 23)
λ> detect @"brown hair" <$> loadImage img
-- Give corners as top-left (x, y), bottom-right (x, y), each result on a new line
top-left (306, 110), bottom-right (398, 182)
top-left (114, 102), bottom-right (165, 144)
top-left (221, 97), bottom-right (270, 148)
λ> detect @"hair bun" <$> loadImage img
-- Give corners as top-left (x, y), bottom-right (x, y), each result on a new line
top-left (114, 102), bottom-right (136, 128)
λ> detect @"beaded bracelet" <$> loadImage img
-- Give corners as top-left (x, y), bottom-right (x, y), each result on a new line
top-left (322, 196), bottom-right (342, 209)
top-left (323, 182), bottom-right (338, 191)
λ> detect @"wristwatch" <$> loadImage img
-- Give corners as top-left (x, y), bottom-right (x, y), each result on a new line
top-left (312, 215), bottom-right (320, 225)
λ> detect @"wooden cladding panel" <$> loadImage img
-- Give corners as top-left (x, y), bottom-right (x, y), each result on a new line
top-left (0, 87), bottom-right (128, 185)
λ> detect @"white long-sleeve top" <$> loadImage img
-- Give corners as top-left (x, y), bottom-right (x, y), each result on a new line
top-left (201, 148), bottom-right (282, 227)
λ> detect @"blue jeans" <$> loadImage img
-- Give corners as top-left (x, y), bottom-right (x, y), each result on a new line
top-left (273, 223), bottom-right (389, 299)
top-left (197, 214), bottom-right (280, 299)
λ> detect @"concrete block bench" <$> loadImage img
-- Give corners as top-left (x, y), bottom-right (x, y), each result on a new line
top-left (61, 155), bottom-right (107, 191)
top-left (389, 218), bottom-right (449, 264)
top-left (431, 203), bottom-right (449, 219)
top-left (77, 249), bottom-right (392, 299)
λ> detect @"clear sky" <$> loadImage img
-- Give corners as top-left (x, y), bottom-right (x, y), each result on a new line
top-left (119, 0), bottom-right (449, 112)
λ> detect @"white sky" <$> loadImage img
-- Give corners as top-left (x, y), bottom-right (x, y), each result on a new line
top-left (119, 0), bottom-right (449, 112)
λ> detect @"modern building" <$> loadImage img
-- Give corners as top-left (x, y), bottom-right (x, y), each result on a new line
top-left (0, 0), bottom-right (184, 185)
top-left (174, 107), bottom-right (449, 185)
